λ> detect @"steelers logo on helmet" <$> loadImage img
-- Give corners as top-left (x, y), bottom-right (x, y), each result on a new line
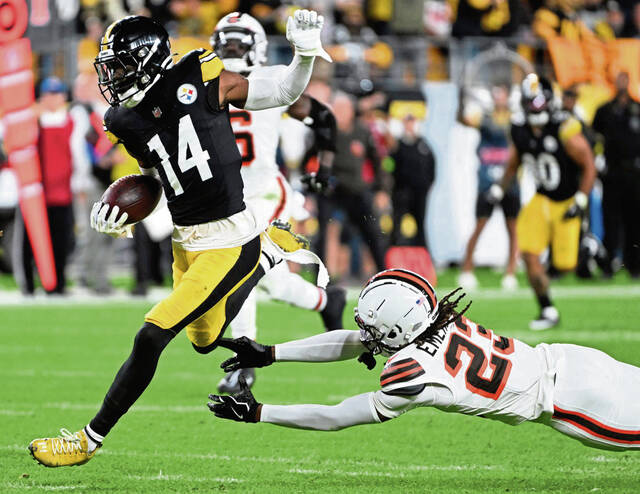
top-left (177, 83), bottom-right (198, 105)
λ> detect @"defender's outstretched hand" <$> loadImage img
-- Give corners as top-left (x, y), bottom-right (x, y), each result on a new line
top-left (218, 337), bottom-right (275, 372)
top-left (90, 203), bottom-right (133, 238)
top-left (208, 376), bottom-right (261, 423)
top-left (286, 9), bottom-right (332, 62)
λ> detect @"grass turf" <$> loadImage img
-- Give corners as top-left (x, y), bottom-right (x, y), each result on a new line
top-left (2, 281), bottom-right (640, 493)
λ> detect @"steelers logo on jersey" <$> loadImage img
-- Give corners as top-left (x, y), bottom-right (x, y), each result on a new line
top-left (177, 83), bottom-right (198, 105)
top-left (543, 135), bottom-right (558, 152)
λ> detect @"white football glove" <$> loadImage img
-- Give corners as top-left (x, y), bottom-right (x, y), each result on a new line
top-left (90, 202), bottom-right (133, 238)
top-left (286, 9), bottom-right (332, 62)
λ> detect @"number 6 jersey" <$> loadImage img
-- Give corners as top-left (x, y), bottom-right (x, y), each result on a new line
top-left (510, 112), bottom-right (583, 201)
top-left (374, 316), bottom-right (555, 426)
top-left (103, 49), bottom-right (245, 226)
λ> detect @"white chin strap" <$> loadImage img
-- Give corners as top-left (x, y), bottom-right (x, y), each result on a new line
top-left (120, 56), bottom-right (174, 108)
top-left (121, 85), bottom-right (145, 108)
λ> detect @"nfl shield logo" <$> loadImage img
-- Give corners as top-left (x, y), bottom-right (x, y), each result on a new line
top-left (177, 84), bottom-right (197, 105)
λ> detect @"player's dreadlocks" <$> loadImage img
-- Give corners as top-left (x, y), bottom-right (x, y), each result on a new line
top-left (415, 287), bottom-right (471, 343)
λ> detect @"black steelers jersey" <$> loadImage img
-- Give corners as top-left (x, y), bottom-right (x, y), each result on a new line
top-left (104, 49), bottom-right (244, 226)
top-left (511, 112), bottom-right (582, 201)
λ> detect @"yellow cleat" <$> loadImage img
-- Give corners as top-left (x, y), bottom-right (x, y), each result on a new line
top-left (28, 428), bottom-right (99, 467)
top-left (266, 220), bottom-right (310, 252)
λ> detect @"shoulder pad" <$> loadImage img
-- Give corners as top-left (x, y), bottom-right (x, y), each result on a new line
top-left (103, 108), bottom-right (120, 144)
top-left (380, 354), bottom-right (426, 395)
top-left (198, 49), bottom-right (224, 83)
top-left (558, 116), bottom-right (582, 143)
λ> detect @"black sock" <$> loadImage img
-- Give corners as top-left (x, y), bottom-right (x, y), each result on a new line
top-left (89, 322), bottom-right (175, 437)
top-left (536, 294), bottom-right (552, 309)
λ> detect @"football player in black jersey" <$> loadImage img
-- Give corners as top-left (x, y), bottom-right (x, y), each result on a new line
top-left (29, 11), bottom-right (332, 467)
top-left (488, 74), bottom-right (595, 330)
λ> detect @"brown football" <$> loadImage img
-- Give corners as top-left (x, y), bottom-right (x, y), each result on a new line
top-left (100, 174), bottom-right (163, 225)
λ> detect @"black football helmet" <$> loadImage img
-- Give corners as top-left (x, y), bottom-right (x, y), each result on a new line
top-left (94, 16), bottom-right (172, 108)
top-left (520, 73), bottom-right (554, 127)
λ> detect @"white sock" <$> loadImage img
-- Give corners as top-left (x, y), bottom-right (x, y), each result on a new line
top-left (84, 425), bottom-right (104, 452)
top-left (260, 263), bottom-right (326, 311)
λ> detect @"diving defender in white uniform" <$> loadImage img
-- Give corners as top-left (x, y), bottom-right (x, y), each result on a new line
top-left (211, 268), bottom-right (640, 451)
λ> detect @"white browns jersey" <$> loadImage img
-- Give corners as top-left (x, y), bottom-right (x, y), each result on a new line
top-left (373, 316), bottom-right (555, 426)
top-left (229, 65), bottom-right (289, 197)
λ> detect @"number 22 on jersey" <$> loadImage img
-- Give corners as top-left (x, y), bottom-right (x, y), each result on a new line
top-left (147, 114), bottom-right (212, 196)
top-left (444, 317), bottom-right (514, 399)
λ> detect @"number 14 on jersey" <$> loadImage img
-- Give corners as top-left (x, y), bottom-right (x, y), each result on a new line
top-left (147, 114), bottom-right (212, 196)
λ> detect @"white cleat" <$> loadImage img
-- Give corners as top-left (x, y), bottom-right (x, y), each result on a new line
top-left (529, 306), bottom-right (560, 331)
top-left (501, 274), bottom-right (518, 291)
top-left (457, 271), bottom-right (478, 290)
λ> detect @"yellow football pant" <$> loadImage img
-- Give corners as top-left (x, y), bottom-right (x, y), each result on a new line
top-left (516, 193), bottom-right (581, 271)
top-left (145, 236), bottom-right (261, 347)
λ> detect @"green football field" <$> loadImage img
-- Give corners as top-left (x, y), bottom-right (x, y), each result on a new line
top-left (2, 275), bottom-right (640, 493)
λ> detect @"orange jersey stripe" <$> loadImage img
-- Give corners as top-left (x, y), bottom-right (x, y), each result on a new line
top-left (380, 367), bottom-right (424, 386)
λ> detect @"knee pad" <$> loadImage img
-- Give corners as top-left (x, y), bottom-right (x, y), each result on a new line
top-left (134, 322), bottom-right (175, 357)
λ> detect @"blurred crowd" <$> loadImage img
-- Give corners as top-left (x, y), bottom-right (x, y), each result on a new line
top-left (68, 0), bottom-right (640, 40)
top-left (1, 0), bottom-right (640, 296)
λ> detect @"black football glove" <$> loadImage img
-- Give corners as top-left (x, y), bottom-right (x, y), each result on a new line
top-left (218, 337), bottom-right (274, 372)
top-left (301, 165), bottom-right (332, 194)
top-left (563, 192), bottom-right (588, 221)
top-left (208, 375), bottom-right (261, 423)
top-left (563, 202), bottom-right (585, 220)
top-left (358, 352), bottom-right (377, 370)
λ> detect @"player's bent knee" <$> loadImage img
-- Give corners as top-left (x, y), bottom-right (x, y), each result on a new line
top-left (134, 322), bottom-right (176, 356)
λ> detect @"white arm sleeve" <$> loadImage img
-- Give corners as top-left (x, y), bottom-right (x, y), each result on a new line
top-left (244, 54), bottom-right (315, 110)
top-left (275, 330), bottom-right (367, 362)
top-left (260, 392), bottom-right (379, 431)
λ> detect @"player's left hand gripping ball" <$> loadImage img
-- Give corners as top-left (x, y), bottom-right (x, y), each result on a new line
top-left (90, 202), bottom-right (133, 238)
top-left (286, 9), bottom-right (332, 62)
top-left (208, 376), bottom-right (261, 423)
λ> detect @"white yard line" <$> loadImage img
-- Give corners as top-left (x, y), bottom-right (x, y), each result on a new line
top-left (3, 484), bottom-right (81, 491)
top-left (127, 472), bottom-right (242, 483)
top-left (1, 284), bottom-right (639, 307)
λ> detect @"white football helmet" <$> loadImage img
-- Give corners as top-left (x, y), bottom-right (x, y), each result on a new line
top-left (210, 12), bottom-right (268, 74)
top-left (355, 269), bottom-right (439, 356)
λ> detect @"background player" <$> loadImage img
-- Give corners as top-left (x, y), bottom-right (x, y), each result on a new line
top-left (210, 269), bottom-right (640, 452)
top-left (488, 74), bottom-right (596, 330)
top-left (211, 13), bottom-right (345, 393)
top-left (29, 10), bottom-right (331, 467)
top-left (459, 85), bottom-right (520, 291)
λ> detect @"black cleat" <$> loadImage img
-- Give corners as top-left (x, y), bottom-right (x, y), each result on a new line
top-left (320, 286), bottom-right (346, 331)
top-left (217, 368), bottom-right (256, 394)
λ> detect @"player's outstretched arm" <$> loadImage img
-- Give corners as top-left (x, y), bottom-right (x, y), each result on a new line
top-left (208, 377), bottom-right (386, 430)
top-left (218, 330), bottom-right (367, 372)
top-left (218, 9), bottom-right (331, 110)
